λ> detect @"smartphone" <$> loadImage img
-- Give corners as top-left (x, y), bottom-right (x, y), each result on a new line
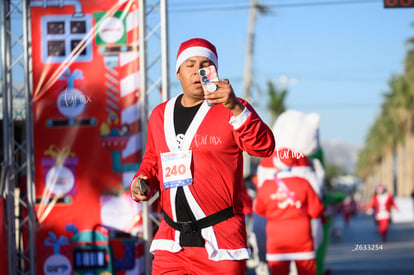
top-left (138, 178), bottom-right (150, 196)
top-left (198, 65), bottom-right (219, 105)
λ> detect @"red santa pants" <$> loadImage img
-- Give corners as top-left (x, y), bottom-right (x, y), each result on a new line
top-left (377, 219), bottom-right (390, 240)
top-left (152, 247), bottom-right (246, 275)
top-left (268, 259), bottom-right (316, 275)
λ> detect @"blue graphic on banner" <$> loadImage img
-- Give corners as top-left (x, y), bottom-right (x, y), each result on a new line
top-left (164, 178), bottom-right (192, 189)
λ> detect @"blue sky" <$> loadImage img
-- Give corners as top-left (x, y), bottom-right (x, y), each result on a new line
top-left (166, 0), bottom-right (414, 148)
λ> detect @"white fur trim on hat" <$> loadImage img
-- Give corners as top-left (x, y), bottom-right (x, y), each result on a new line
top-left (175, 46), bottom-right (218, 73)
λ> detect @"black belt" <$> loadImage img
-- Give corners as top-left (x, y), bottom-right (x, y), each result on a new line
top-left (163, 206), bottom-right (234, 233)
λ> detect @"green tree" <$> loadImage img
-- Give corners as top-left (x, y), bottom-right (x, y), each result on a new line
top-left (356, 74), bottom-right (413, 194)
top-left (267, 81), bottom-right (287, 123)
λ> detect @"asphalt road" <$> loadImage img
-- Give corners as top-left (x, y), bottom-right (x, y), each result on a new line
top-left (324, 213), bottom-right (414, 275)
top-left (246, 213), bottom-right (414, 275)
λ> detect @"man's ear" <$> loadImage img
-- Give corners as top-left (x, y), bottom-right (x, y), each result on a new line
top-left (176, 72), bottom-right (180, 80)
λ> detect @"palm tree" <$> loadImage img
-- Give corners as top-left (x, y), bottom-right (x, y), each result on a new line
top-left (356, 74), bottom-right (413, 196)
top-left (267, 81), bottom-right (287, 123)
top-left (356, 80), bottom-right (401, 194)
top-left (404, 35), bottom-right (414, 90)
top-left (387, 75), bottom-right (413, 196)
top-left (402, 34), bottom-right (414, 196)
top-left (357, 26), bottom-right (414, 197)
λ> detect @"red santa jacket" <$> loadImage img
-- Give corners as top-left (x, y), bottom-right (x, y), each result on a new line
top-left (132, 95), bottom-right (275, 261)
top-left (369, 193), bottom-right (398, 221)
top-left (255, 158), bottom-right (324, 262)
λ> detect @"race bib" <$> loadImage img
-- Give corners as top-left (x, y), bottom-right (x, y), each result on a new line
top-left (161, 150), bottom-right (193, 189)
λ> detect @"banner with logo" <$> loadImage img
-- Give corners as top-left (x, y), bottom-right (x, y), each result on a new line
top-left (30, 0), bottom-right (144, 274)
top-left (0, 198), bottom-right (7, 274)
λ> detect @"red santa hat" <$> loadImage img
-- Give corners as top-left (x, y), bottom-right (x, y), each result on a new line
top-left (175, 38), bottom-right (218, 73)
top-left (376, 184), bottom-right (387, 194)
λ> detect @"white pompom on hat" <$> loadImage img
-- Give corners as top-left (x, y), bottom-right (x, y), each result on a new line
top-left (175, 38), bottom-right (218, 73)
top-left (272, 109), bottom-right (321, 157)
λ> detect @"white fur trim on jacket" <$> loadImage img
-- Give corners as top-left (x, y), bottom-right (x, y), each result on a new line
top-left (151, 94), bottom-right (250, 261)
top-left (266, 251), bottom-right (315, 262)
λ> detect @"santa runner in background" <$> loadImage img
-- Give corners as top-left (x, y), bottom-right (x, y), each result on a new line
top-left (254, 110), bottom-right (327, 275)
top-left (367, 184), bottom-right (399, 242)
top-left (29, 0), bottom-right (144, 274)
top-left (255, 148), bottom-right (325, 275)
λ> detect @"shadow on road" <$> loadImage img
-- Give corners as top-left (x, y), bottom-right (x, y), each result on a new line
top-left (245, 213), bottom-right (414, 275)
top-left (324, 213), bottom-right (414, 275)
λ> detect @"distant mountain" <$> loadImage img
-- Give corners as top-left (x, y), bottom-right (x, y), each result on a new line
top-left (321, 140), bottom-right (360, 174)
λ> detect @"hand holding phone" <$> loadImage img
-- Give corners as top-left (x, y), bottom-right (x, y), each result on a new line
top-left (138, 178), bottom-right (150, 196)
top-left (199, 65), bottom-right (219, 105)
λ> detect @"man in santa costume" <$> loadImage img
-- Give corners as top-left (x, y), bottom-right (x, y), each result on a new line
top-left (367, 184), bottom-right (399, 242)
top-left (130, 38), bottom-right (275, 274)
